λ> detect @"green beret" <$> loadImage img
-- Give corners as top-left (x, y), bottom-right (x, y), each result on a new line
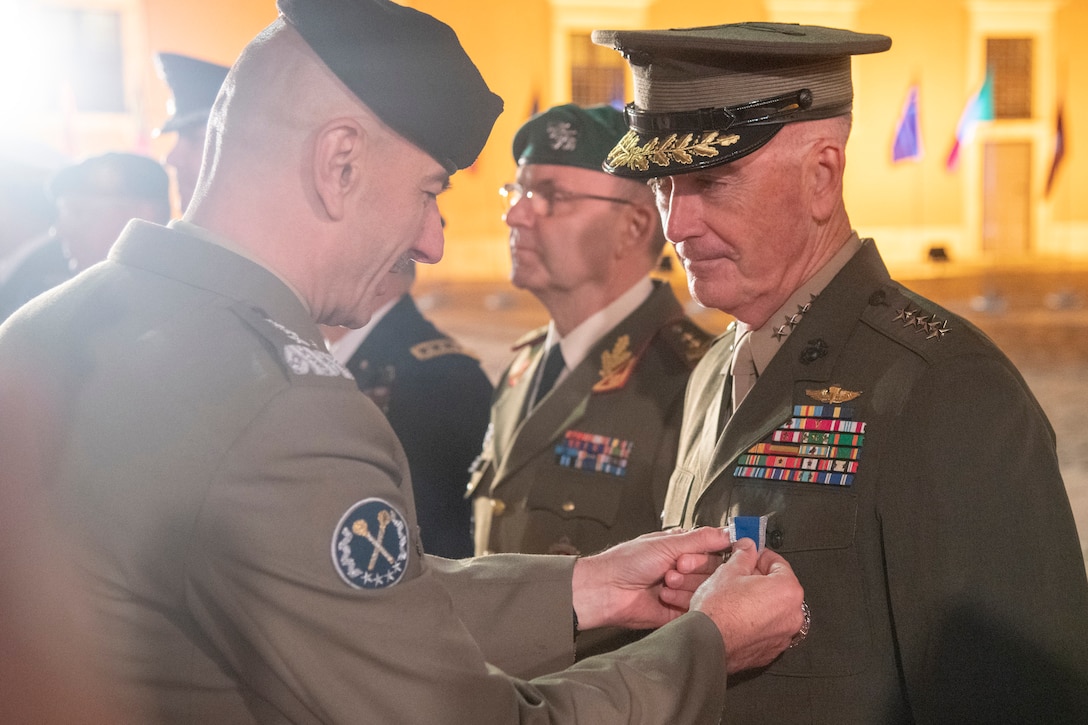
top-left (591, 22), bottom-right (891, 178)
top-left (154, 53), bottom-right (230, 135)
top-left (512, 103), bottom-right (628, 171)
top-left (278, 0), bottom-right (504, 173)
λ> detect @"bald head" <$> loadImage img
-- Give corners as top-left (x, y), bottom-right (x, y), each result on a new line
top-left (192, 21), bottom-right (387, 215)
top-left (185, 20), bottom-right (451, 329)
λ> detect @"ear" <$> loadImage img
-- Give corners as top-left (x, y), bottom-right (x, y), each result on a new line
top-left (619, 201), bottom-right (657, 257)
top-left (312, 118), bottom-right (366, 222)
top-left (808, 138), bottom-right (845, 223)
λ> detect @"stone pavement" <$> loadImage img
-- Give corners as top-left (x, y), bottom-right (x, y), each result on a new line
top-left (414, 264), bottom-right (1088, 566)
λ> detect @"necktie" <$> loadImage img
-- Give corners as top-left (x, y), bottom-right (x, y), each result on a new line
top-left (532, 344), bottom-right (565, 408)
top-left (730, 329), bottom-right (758, 415)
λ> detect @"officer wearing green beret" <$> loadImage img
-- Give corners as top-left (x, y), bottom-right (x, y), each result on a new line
top-left (0, 3), bottom-right (808, 722)
top-left (469, 103), bottom-right (712, 656)
top-left (595, 21), bottom-right (1088, 722)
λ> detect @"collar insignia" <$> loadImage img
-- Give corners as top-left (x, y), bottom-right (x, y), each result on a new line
top-left (593, 334), bottom-right (635, 392)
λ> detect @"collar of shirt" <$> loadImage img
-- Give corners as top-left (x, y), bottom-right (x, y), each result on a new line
top-left (543, 276), bottom-right (654, 382)
top-left (744, 232), bottom-right (864, 377)
top-left (329, 294), bottom-right (402, 362)
top-left (170, 219), bottom-right (311, 314)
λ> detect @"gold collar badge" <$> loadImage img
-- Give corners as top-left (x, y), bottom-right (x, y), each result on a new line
top-left (593, 335), bottom-right (635, 392)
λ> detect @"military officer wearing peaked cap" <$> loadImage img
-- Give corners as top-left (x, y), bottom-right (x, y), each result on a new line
top-left (154, 52), bottom-right (230, 211)
top-left (594, 21), bottom-right (1088, 723)
top-left (0, 1), bottom-right (808, 722)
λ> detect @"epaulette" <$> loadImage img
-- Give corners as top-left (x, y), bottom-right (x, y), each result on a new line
top-left (657, 316), bottom-right (714, 369)
top-left (861, 284), bottom-right (961, 361)
top-left (231, 303), bottom-right (353, 381)
top-left (409, 337), bottom-right (478, 361)
top-left (511, 325), bottom-right (548, 351)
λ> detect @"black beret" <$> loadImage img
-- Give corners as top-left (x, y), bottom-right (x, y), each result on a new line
top-left (277, 0), bottom-right (504, 174)
top-left (512, 104), bottom-right (628, 171)
top-left (592, 22), bottom-right (891, 178)
top-left (154, 53), bottom-right (230, 135)
top-left (47, 152), bottom-right (170, 205)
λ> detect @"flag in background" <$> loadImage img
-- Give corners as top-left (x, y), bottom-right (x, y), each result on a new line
top-left (892, 84), bottom-right (922, 162)
top-left (1045, 101), bottom-right (1066, 197)
top-left (945, 67), bottom-right (994, 171)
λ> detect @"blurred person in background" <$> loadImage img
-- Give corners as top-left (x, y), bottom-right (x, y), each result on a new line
top-left (327, 259), bottom-right (492, 558)
top-left (154, 52), bottom-right (230, 212)
top-left (0, 151), bottom-right (170, 322)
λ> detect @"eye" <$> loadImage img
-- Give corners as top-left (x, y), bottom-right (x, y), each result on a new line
top-left (650, 177), bottom-right (672, 210)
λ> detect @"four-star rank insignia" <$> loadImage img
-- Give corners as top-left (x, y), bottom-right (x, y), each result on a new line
top-left (332, 498), bottom-right (410, 590)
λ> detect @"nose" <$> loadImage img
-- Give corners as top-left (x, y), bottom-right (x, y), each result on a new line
top-left (502, 191), bottom-right (534, 229)
top-left (660, 185), bottom-right (703, 244)
top-left (412, 208), bottom-right (445, 265)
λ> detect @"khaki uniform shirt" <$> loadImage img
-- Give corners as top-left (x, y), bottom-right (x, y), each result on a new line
top-left (0, 221), bottom-right (729, 724)
top-left (470, 281), bottom-right (710, 557)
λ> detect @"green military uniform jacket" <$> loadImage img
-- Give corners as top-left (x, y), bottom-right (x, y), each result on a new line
top-left (0, 221), bottom-right (728, 724)
top-left (665, 240), bottom-right (1088, 723)
top-left (469, 280), bottom-right (710, 557)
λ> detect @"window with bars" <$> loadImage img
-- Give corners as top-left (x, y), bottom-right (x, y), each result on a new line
top-left (569, 32), bottom-right (625, 107)
top-left (986, 37), bottom-right (1032, 119)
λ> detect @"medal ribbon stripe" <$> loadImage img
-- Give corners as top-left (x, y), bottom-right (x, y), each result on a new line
top-left (735, 401), bottom-right (866, 487)
top-left (739, 454), bottom-right (859, 473)
top-left (734, 465), bottom-right (854, 487)
top-left (782, 417), bottom-right (866, 433)
top-left (748, 442), bottom-right (861, 460)
top-left (772, 430), bottom-right (864, 446)
top-left (555, 430), bottom-right (633, 477)
top-left (793, 404), bottom-right (854, 419)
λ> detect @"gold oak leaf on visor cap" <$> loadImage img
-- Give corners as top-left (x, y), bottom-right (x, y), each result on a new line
top-left (591, 22), bottom-right (891, 178)
top-left (278, 0), bottom-right (504, 174)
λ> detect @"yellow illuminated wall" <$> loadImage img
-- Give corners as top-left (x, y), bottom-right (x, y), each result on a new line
top-left (8, 0), bottom-right (1085, 283)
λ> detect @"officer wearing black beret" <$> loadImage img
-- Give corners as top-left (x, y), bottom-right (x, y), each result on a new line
top-left (154, 52), bottom-right (230, 211)
top-left (595, 21), bottom-right (1088, 723)
top-left (0, 3), bottom-right (807, 722)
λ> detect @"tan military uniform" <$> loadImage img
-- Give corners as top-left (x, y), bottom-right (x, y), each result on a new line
top-left (0, 221), bottom-right (730, 723)
top-left (470, 281), bottom-right (710, 558)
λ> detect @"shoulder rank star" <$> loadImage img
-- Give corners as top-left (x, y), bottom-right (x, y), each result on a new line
top-left (806, 385), bottom-right (862, 404)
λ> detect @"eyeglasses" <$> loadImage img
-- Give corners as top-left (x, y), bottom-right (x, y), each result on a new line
top-left (499, 182), bottom-right (634, 217)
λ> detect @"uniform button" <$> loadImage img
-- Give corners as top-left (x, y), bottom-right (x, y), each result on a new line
top-left (491, 499), bottom-right (506, 516)
top-left (561, 501), bottom-right (576, 513)
top-left (768, 529), bottom-right (784, 549)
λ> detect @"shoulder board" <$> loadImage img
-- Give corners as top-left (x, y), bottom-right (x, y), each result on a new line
top-left (861, 284), bottom-right (964, 360)
top-left (410, 337), bottom-right (476, 361)
top-left (657, 317), bottom-right (715, 369)
top-left (231, 303), bottom-right (353, 381)
top-left (512, 325), bottom-right (548, 351)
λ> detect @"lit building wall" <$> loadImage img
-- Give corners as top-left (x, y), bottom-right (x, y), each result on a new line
top-left (5, 0), bottom-right (1084, 283)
